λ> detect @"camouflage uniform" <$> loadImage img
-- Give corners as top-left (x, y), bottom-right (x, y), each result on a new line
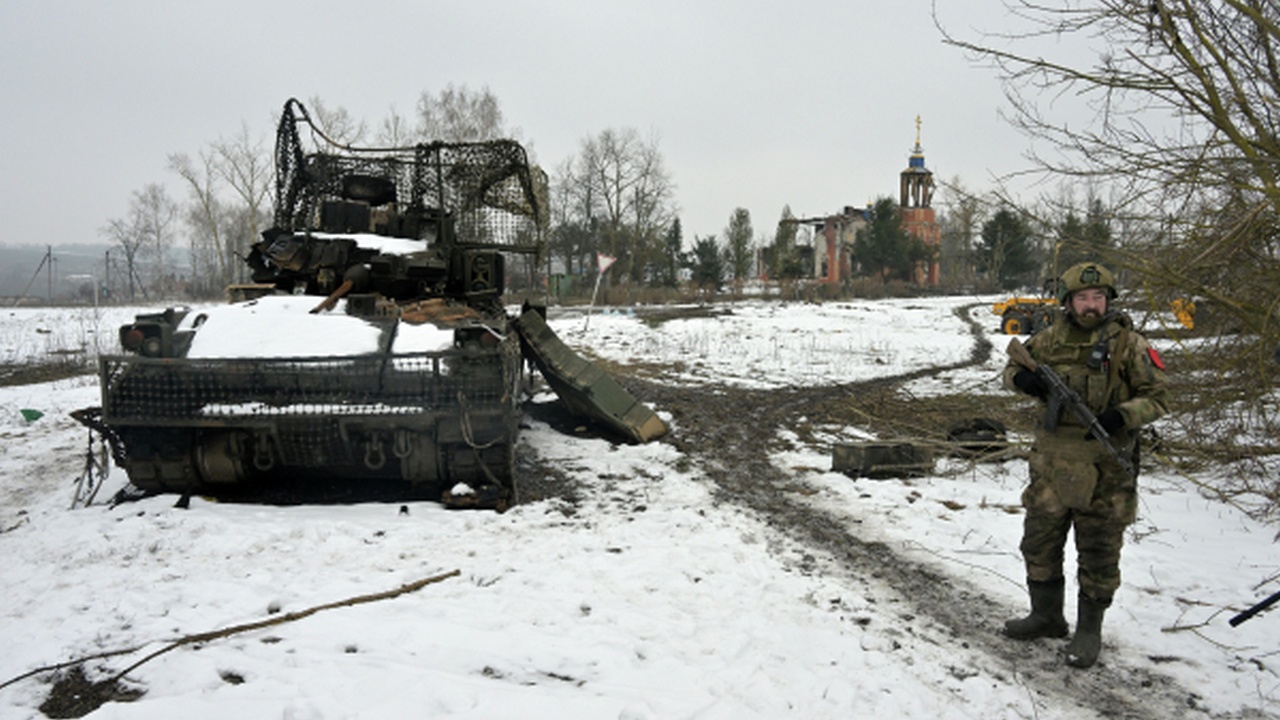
top-left (1002, 311), bottom-right (1169, 601)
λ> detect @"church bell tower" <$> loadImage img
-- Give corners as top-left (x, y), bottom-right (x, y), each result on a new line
top-left (899, 116), bottom-right (940, 286)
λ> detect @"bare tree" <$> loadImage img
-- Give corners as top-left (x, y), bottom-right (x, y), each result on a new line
top-left (579, 129), bottom-right (633, 268)
top-left (571, 128), bottom-right (675, 283)
top-left (941, 1), bottom-right (1279, 337)
top-left (101, 184), bottom-right (178, 300)
top-left (169, 149), bottom-right (228, 292)
top-left (627, 133), bottom-right (676, 283)
top-left (376, 104), bottom-right (416, 147)
top-left (101, 218), bottom-right (146, 301)
top-left (415, 84), bottom-right (509, 142)
top-left (548, 156), bottom-right (594, 278)
top-left (941, 1), bottom-right (1280, 502)
top-left (213, 123), bottom-right (273, 283)
top-left (938, 176), bottom-right (989, 289)
top-left (307, 96), bottom-right (368, 147)
top-left (136, 184), bottom-right (179, 296)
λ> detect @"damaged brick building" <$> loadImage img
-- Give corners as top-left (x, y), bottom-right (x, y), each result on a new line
top-left (792, 119), bottom-right (941, 286)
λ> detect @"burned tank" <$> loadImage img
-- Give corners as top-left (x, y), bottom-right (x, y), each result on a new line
top-left (89, 99), bottom-right (668, 508)
top-left (91, 99), bottom-right (552, 508)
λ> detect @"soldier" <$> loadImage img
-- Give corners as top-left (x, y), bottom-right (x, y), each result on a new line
top-left (1001, 262), bottom-right (1169, 668)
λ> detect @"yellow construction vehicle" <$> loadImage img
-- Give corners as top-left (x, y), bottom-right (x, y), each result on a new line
top-left (992, 296), bottom-right (1058, 335)
top-left (1171, 297), bottom-right (1196, 329)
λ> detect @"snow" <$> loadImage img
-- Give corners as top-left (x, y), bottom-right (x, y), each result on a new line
top-left (184, 296), bottom-right (385, 358)
top-left (392, 323), bottom-right (457, 355)
top-left (185, 296), bottom-right (464, 359)
top-left (0, 306), bottom-right (148, 364)
top-left (0, 296), bottom-right (462, 365)
top-left (311, 232), bottom-right (435, 257)
top-left (0, 295), bottom-right (1277, 719)
top-left (558, 298), bottom-right (975, 389)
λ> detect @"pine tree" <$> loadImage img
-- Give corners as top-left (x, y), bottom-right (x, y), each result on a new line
top-left (689, 235), bottom-right (725, 292)
top-left (724, 208), bottom-right (754, 282)
top-left (977, 208), bottom-right (1038, 290)
top-left (854, 197), bottom-right (911, 281)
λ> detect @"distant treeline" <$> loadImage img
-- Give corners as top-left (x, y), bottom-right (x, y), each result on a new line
top-left (0, 243), bottom-right (188, 302)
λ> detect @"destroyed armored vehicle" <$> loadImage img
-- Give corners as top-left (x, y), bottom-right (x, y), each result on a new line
top-left (87, 98), bottom-right (664, 508)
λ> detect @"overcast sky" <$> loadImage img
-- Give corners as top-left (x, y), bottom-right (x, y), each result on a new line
top-left (0, 1), bottom-right (1041, 250)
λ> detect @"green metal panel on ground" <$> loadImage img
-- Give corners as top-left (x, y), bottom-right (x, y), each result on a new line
top-left (514, 308), bottom-right (667, 444)
top-left (832, 441), bottom-right (935, 479)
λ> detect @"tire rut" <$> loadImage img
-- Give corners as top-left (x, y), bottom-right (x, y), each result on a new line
top-left (618, 302), bottom-right (1236, 720)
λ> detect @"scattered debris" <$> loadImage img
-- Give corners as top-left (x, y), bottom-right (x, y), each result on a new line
top-left (6, 570), bottom-right (462, 718)
top-left (945, 418), bottom-right (1008, 457)
top-left (832, 441), bottom-right (935, 479)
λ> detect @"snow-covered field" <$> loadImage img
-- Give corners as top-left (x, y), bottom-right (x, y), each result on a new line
top-left (0, 304), bottom-right (150, 366)
top-left (0, 296), bottom-right (1276, 719)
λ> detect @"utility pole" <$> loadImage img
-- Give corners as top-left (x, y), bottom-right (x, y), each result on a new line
top-left (104, 249), bottom-right (113, 303)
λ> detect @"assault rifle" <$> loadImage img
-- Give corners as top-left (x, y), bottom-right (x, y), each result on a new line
top-left (1007, 338), bottom-right (1136, 479)
top-left (1229, 589), bottom-right (1280, 626)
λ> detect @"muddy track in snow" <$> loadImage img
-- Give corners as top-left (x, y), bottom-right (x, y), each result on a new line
top-left (612, 303), bottom-right (1240, 720)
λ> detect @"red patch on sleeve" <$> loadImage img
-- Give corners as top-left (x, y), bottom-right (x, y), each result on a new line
top-left (1147, 347), bottom-right (1166, 370)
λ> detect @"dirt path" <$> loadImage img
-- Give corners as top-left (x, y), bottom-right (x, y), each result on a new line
top-left (610, 303), bottom-right (1236, 720)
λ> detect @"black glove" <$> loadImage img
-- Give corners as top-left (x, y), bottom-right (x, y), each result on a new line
top-left (1012, 369), bottom-right (1048, 399)
top-left (1085, 408), bottom-right (1126, 440)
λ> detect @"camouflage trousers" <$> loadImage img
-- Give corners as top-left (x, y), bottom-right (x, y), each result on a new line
top-left (1020, 433), bottom-right (1138, 603)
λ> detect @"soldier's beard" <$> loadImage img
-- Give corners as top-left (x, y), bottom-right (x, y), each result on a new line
top-left (1073, 309), bottom-right (1105, 330)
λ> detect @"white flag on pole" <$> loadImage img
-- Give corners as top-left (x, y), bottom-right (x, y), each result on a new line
top-left (586, 253), bottom-right (616, 331)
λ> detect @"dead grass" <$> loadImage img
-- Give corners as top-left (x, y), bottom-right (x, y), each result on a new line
top-left (0, 361), bottom-right (94, 387)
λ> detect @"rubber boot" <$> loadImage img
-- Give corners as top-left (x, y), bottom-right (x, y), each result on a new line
top-left (1065, 594), bottom-right (1109, 668)
top-left (1004, 578), bottom-right (1069, 639)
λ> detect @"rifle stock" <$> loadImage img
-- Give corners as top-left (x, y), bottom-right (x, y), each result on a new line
top-left (1230, 588), bottom-right (1280, 626)
top-left (1006, 338), bottom-right (1136, 478)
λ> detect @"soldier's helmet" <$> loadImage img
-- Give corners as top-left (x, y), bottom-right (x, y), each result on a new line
top-left (1058, 262), bottom-right (1117, 303)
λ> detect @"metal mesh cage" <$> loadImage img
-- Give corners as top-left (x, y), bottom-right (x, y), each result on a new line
top-left (273, 100), bottom-right (544, 252)
top-left (100, 345), bottom-right (519, 426)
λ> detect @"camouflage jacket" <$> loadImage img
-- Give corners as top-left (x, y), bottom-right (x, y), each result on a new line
top-left (1002, 311), bottom-right (1169, 439)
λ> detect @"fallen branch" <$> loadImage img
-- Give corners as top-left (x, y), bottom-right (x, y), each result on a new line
top-left (0, 569), bottom-right (460, 692)
top-left (0, 645), bottom-right (146, 691)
